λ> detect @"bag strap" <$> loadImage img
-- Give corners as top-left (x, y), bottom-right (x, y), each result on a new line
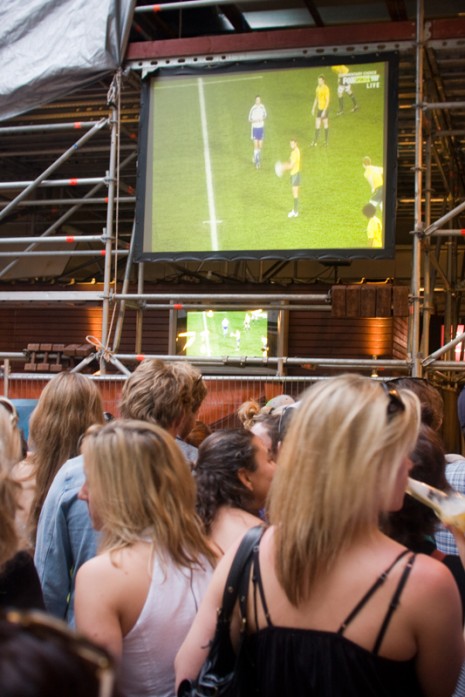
top-left (219, 525), bottom-right (265, 624)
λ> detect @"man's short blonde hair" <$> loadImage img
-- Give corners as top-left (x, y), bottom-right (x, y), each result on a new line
top-left (120, 359), bottom-right (206, 429)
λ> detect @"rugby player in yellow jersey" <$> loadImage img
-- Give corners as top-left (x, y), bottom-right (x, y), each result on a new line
top-left (332, 64), bottom-right (359, 115)
top-left (281, 139), bottom-right (301, 218)
top-left (362, 156), bottom-right (384, 212)
top-left (362, 203), bottom-right (382, 248)
top-left (311, 74), bottom-right (330, 147)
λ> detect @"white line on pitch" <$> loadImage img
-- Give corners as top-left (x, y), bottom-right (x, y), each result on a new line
top-left (198, 78), bottom-right (219, 251)
top-left (202, 311), bottom-right (212, 357)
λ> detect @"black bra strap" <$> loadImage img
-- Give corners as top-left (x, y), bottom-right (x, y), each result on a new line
top-left (337, 549), bottom-right (410, 635)
top-left (252, 541), bottom-right (273, 628)
top-left (372, 553), bottom-right (416, 655)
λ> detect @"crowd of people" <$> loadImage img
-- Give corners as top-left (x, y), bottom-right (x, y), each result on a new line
top-left (2, 364), bottom-right (465, 696)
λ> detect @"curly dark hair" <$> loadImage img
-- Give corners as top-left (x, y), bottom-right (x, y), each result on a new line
top-left (382, 424), bottom-right (451, 548)
top-left (194, 429), bottom-right (258, 533)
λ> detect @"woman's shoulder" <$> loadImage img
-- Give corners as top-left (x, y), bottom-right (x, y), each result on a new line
top-left (373, 541), bottom-right (458, 597)
top-left (210, 507), bottom-right (263, 555)
top-left (77, 549), bottom-right (114, 582)
top-left (218, 506), bottom-right (263, 528)
top-left (405, 551), bottom-right (462, 610)
top-left (76, 544), bottom-right (154, 614)
top-left (410, 550), bottom-right (458, 580)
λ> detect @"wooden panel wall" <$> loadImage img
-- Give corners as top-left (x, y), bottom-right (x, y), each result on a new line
top-left (0, 306), bottom-right (170, 368)
top-left (288, 311), bottom-right (404, 359)
top-left (0, 306), bottom-right (407, 370)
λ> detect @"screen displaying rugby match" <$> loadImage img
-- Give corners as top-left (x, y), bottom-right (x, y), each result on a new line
top-left (135, 53), bottom-right (398, 262)
top-left (175, 309), bottom-right (278, 359)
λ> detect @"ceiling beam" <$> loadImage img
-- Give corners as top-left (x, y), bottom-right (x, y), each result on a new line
top-left (126, 21), bottom-right (420, 60)
top-left (430, 18), bottom-right (465, 40)
top-left (126, 16), bottom-right (465, 62)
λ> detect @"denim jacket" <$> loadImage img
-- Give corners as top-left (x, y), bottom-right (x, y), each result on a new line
top-left (34, 455), bottom-right (98, 626)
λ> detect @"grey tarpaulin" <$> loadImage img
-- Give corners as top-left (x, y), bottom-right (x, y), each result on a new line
top-left (0, 0), bottom-right (135, 122)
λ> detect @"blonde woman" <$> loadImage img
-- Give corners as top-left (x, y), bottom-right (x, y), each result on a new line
top-left (75, 420), bottom-right (214, 697)
top-left (12, 372), bottom-right (104, 546)
top-left (0, 398), bottom-right (23, 569)
top-left (176, 375), bottom-right (465, 697)
top-left (0, 397), bottom-right (44, 610)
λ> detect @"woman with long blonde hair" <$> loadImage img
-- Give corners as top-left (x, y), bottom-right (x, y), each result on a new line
top-left (176, 374), bottom-right (465, 697)
top-left (0, 398), bottom-right (23, 569)
top-left (75, 419), bottom-right (214, 697)
top-left (0, 397), bottom-right (44, 609)
top-left (12, 372), bottom-right (104, 545)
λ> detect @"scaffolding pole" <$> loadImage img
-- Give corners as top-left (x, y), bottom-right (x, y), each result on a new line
top-left (135, 0), bottom-right (233, 13)
top-left (0, 250), bottom-right (128, 258)
top-left (410, 0), bottom-right (425, 377)
top-left (112, 221), bottom-right (137, 353)
top-left (0, 235), bottom-right (107, 245)
top-left (0, 121), bottom-right (103, 135)
top-left (0, 177), bottom-right (105, 189)
top-left (0, 197), bottom-right (135, 207)
top-left (100, 74), bottom-right (120, 371)
top-left (423, 200), bottom-right (465, 237)
top-left (112, 292), bottom-right (330, 303)
top-left (420, 133), bottom-right (432, 360)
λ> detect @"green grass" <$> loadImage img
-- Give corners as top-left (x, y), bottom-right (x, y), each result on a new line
top-left (150, 62), bottom-right (386, 253)
top-left (176, 310), bottom-right (269, 358)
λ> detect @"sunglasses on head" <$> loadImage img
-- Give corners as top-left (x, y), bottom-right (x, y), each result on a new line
top-left (0, 609), bottom-right (116, 697)
top-left (277, 403), bottom-right (299, 439)
top-left (380, 382), bottom-right (406, 420)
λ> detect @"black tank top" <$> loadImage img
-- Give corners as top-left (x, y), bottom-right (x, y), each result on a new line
top-left (240, 546), bottom-right (424, 697)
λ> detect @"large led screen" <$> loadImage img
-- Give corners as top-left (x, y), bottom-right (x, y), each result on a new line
top-left (135, 53), bottom-right (398, 262)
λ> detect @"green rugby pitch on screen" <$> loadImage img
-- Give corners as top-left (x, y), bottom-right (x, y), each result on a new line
top-left (135, 53), bottom-right (398, 263)
top-left (176, 309), bottom-right (278, 359)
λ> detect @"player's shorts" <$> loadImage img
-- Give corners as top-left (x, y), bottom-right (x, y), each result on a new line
top-left (290, 173), bottom-right (301, 186)
top-left (252, 126), bottom-right (264, 141)
top-left (370, 187), bottom-right (383, 205)
top-left (337, 84), bottom-right (353, 97)
top-left (316, 108), bottom-right (328, 118)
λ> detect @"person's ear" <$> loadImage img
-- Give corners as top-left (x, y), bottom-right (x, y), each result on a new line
top-left (237, 467), bottom-right (254, 492)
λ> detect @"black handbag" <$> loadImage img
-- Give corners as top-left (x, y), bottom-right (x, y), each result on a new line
top-left (177, 524), bottom-right (264, 697)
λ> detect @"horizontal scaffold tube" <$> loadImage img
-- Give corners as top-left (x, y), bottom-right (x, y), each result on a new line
top-left (114, 293), bottom-right (331, 303)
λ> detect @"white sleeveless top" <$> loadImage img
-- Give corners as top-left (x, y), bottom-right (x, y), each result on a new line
top-left (120, 553), bottom-right (213, 697)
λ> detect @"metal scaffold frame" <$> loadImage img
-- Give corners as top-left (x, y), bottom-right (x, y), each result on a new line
top-left (1, 0), bottom-right (465, 386)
